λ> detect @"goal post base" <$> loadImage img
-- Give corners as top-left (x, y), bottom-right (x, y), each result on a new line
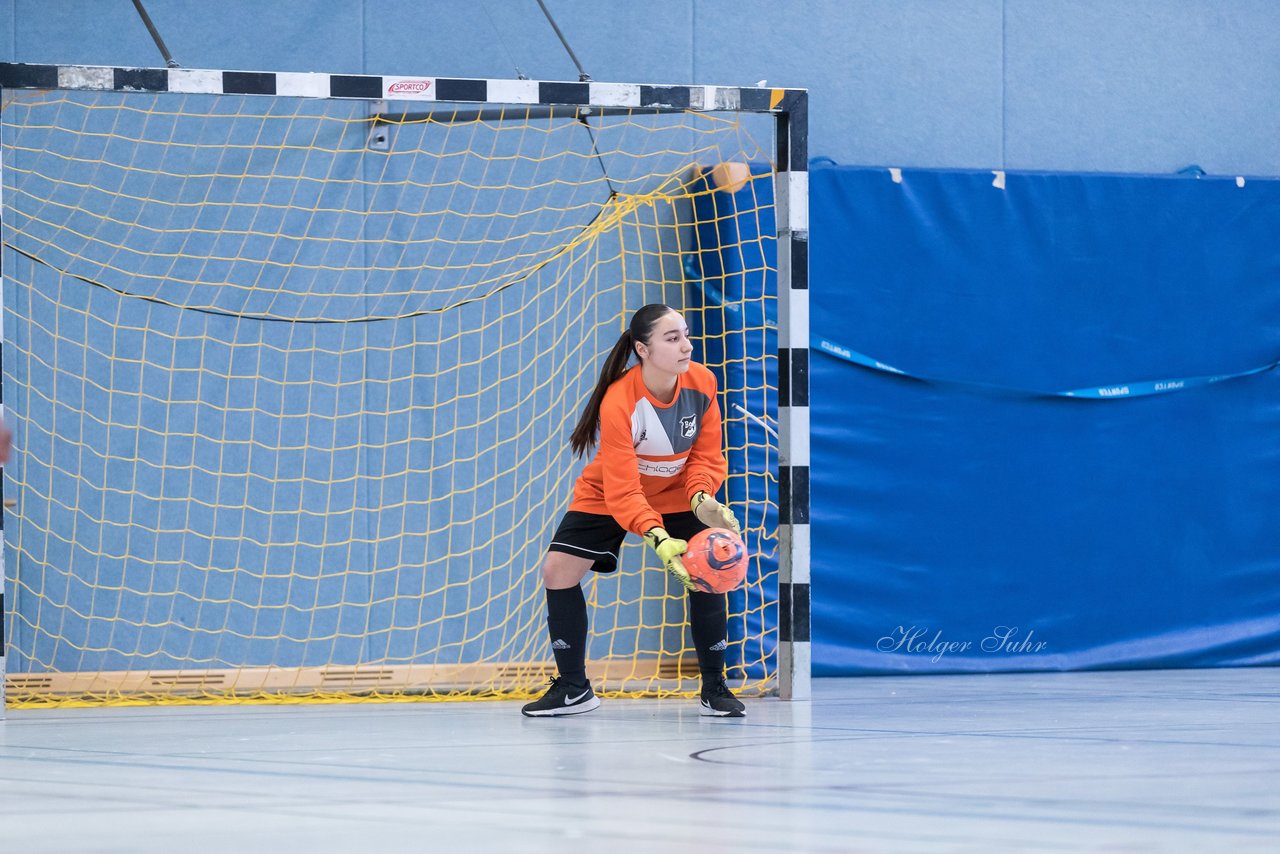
top-left (2, 657), bottom-right (778, 706)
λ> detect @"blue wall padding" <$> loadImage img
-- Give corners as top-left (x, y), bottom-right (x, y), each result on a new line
top-left (687, 164), bottom-right (778, 680)
top-left (811, 165), bottom-right (1280, 674)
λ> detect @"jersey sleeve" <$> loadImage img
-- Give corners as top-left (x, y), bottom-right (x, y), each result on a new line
top-left (683, 366), bottom-right (727, 501)
top-left (597, 390), bottom-right (664, 535)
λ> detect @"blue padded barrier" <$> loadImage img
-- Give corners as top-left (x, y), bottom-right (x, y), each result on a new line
top-left (810, 166), bottom-right (1280, 674)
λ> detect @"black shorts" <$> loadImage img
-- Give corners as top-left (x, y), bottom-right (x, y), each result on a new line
top-left (548, 510), bottom-right (708, 574)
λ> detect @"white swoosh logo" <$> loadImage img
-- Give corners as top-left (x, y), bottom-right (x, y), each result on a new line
top-left (566, 689), bottom-right (591, 705)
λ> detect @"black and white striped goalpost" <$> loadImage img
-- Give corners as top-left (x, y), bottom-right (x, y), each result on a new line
top-left (774, 91), bottom-right (810, 701)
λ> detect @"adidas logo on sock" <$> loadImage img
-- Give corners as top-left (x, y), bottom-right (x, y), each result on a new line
top-left (551, 639), bottom-right (570, 650)
top-left (709, 639), bottom-right (728, 652)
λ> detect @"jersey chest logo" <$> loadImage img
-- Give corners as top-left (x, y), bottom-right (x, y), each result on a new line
top-left (630, 388), bottom-right (711, 456)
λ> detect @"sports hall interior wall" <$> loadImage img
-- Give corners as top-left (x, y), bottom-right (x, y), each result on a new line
top-left (1, 0), bottom-right (1277, 176)
top-left (1, 1), bottom-right (1276, 679)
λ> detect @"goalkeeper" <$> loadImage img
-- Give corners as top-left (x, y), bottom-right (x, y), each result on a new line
top-left (522, 304), bottom-right (745, 718)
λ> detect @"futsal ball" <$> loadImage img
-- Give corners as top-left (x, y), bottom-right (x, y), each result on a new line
top-left (683, 528), bottom-right (748, 594)
top-left (709, 161), bottom-right (751, 194)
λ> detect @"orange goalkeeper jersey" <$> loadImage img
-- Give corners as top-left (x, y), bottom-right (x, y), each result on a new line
top-left (571, 361), bottom-right (727, 535)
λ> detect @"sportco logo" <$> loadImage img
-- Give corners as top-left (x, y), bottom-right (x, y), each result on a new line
top-left (387, 79), bottom-right (432, 94)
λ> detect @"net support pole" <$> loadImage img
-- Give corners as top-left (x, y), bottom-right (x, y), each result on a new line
top-left (535, 0), bottom-right (591, 82)
top-left (130, 0), bottom-right (180, 69)
top-left (775, 90), bottom-right (810, 701)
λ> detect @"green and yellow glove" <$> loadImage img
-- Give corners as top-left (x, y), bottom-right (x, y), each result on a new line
top-left (690, 491), bottom-right (741, 535)
top-left (643, 526), bottom-right (694, 591)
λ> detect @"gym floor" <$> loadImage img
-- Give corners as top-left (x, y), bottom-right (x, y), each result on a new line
top-left (2, 668), bottom-right (1277, 852)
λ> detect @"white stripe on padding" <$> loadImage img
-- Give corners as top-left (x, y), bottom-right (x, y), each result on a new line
top-left (487, 79), bottom-right (539, 104)
top-left (778, 640), bottom-right (812, 701)
top-left (589, 82), bottom-right (639, 107)
top-left (778, 523), bottom-right (811, 584)
top-left (775, 171), bottom-right (810, 235)
top-left (792, 289), bottom-right (809, 348)
top-left (276, 72), bottom-right (330, 98)
top-left (168, 69), bottom-right (221, 94)
top-left (787, 171), bottom-right (809, 231)
top-left (58, 66), bottom-right (113, 90)
top-left (779, 405), bottom-right (810, 468)
top-left (778, 285), bottom-right (808, 348)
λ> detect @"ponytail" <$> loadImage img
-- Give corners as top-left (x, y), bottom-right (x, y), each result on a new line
top-left (569, 331), bottom-right (634, 457)
top-left (569, 303), bottom-right (676, 458)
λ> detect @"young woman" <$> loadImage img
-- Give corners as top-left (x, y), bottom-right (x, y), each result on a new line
top-left (521, 304), bottom-right (746, 718)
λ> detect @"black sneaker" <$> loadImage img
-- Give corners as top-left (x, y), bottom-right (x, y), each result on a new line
top-left (521, 677), bottom-right (600, 717)
top-left (700, 678), bottom-right (746, 717)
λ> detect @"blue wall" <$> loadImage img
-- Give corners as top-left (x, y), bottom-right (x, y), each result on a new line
top-left (1, 0), bottom-right (1278, 175)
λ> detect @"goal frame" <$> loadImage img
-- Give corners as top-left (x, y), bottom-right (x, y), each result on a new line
top-left (0, 61), bottom-right (809, 707)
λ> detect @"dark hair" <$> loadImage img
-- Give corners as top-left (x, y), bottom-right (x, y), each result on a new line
top-left (569, 304), bottom-right (677, 458)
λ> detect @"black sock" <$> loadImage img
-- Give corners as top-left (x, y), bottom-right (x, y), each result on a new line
top-left (688, 590), bottom-right (728, 683)
top-left (545, 585), bottom-right (588, 686)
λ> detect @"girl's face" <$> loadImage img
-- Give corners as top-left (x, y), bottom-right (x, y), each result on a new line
top-left (636, 311), bottom-right (693, 375)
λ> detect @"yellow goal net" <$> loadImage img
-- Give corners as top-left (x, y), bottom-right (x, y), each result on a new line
top-left (0, 65), bottom-right (802, 706)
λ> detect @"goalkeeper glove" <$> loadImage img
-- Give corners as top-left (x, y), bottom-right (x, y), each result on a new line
top-left (643, 527), bottom-right (694, 591)
top-left (690, 491), bottom-right (741, 535)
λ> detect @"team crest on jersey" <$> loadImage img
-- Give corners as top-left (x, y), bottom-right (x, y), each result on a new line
top-left (680, 415), bottom-right (697, 438)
